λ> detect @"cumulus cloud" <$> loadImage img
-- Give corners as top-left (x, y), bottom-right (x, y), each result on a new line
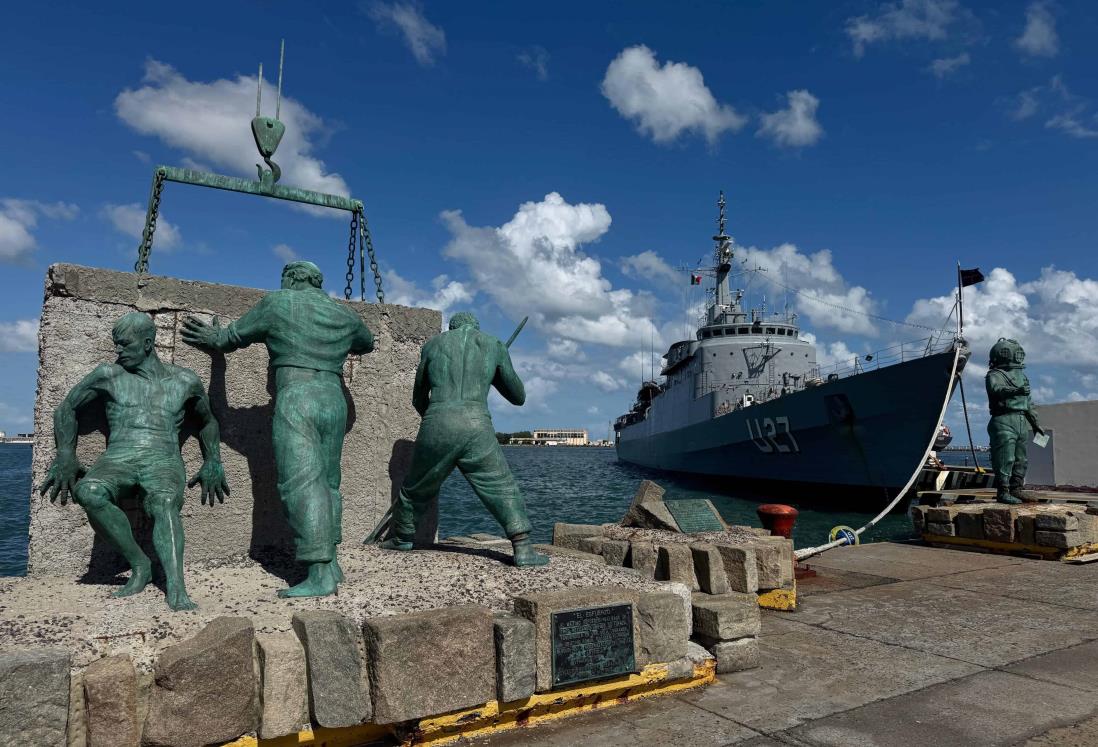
top-left (115, 60), bottom-right (349, 212)
top-left (736, 242), bottom-right (880, 336)
top-left (620, 250), bottom-right (682, 287)
top-left (601, 45), bottom-right (746, 145)
top-left (441, 192), bottom-right (661, 348)
top-left (272, 243), bottom-right (298, 263)
top-left (366, 2), bottom-right (446, 66)
top-left (1006, 76), bottom-right (1098, 139)
top-left (546, 338), bottom-right (584, 361)
top-left (907, 265), bottom-right (1098, 367)
top-left (383, 269), bottom-right (473, 317)
top-left (592, 370), bottom-right (625, 393)
top-left (102, 203), bottom-right (182, 251)
top-left (846, 0), bottom-right (963, 57)
top-left (517, 46), bottom-right (549, 81)
top-left (618, 351), bottom-right (665, 381)
top-left (1015, 2), bottom-right (1059, 58)
top-left (0, 199), bottom-right (78, 265)
top-left (0, 319), bottom-right (39, 352)
top-left (927, 52), bottom-right (970, 78)
top-left (757, 90), bottom-right (824, 148)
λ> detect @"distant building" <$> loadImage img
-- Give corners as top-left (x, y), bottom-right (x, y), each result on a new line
top-left (510, 428), bottom-right (589, 446)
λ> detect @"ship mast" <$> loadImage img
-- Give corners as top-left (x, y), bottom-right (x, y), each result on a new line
top-left (708, 191), bottom-right (743, 325)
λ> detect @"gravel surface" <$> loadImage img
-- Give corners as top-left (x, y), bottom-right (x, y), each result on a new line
top-left (600, 525), bottom-right (765, 545)
top-left (0, 544), bottom-right (665, 671)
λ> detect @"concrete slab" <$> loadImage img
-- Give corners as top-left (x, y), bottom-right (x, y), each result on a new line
top-left (1025, 714), bottom-right (1098, 747)
top-left (679, 626), bottom-right (980, 732)
top-left (803, 543), bottom-right (1023, 581)
top-left (925, 561), bottom-right (1098, 611)
top-left (799, 581), bottom-right (1096, 667)
top-left (1004, 641), bottom-right (1098, 694)
top-left (795, 567), bottom-right (899, 598)
top-left (462, 695), bottom-right (759, 746)
top-left (788, 670), bottom-right (1098, 747)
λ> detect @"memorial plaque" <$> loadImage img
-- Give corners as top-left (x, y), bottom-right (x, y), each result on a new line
top-left (550, 604), bottom-right (635, 687)
top-left (665, 499), bottom-right (725, 533)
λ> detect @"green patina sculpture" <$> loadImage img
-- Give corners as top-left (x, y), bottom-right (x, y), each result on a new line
top-left (380, 312), bottom-right (548, 567)
top-left (181, 261), bottom-right (374, 597)
top-left (38, 312), bottom-right (229, 611)
top-left (986, 338), bottom-right (1042, 504)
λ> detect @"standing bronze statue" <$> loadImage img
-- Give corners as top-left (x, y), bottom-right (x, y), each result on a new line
top-left (985, 338), bottom-right (1042, 504)
top-left (380, 312), bottom-right (548, 566)
top-left (182, 261), bottom-right (373, 597)
top-left (39, 312), bottom-right (229, 611)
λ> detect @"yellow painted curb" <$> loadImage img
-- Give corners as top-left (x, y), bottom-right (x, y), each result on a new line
top-left (922, 533), bottom-right (1098, 560)
top-left (757, 583), bottom-right (796, 611)
top-left (221, 660), bottom-right (715, 747)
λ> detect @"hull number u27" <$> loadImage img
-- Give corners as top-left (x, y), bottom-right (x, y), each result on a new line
top-left (747, 416), bottom-right (800, 453)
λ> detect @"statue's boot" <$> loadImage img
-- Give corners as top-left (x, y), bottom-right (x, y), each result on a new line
top-left (997, 489), bottom-right (1022, 505)
top-left (1010, 488), bottom-right (1041, 503)
top-left (511, 533), bottom-right (550, 567)
top-left (278, 561), bottom-right (338, 598)
top-left (378, 533), bottom-right (413, 551)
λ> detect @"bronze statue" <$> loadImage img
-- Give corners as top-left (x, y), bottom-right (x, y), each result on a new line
top-left (39, 312), bottom-right (229, 611)
top-left (380, 312), bottom-right (548, 566)
top-left (181, 261), bottom-right (374, 597)
top-left (986, 338), bottom-right (1042, 504)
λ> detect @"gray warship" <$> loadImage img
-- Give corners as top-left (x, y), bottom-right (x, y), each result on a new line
top-left (614, 194), bottom-right (969, 505)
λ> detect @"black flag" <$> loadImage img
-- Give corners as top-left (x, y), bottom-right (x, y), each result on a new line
top-left (959, 267), bottom-right (985, 287)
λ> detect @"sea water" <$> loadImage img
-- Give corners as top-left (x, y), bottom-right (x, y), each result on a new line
top-left (1, 443), bottom-right (953, 576)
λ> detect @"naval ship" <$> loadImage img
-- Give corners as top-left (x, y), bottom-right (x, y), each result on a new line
top-left (614, 194), bottom-right (969, 505)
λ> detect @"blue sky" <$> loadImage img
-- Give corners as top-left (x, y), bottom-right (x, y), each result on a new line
top-left (2, 0), bottom-right (1097, 442)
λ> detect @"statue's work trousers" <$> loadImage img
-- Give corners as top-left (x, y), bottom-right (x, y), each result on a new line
top-left (394, 403), bottom-right (533, 539)
top-left (988, 411), bottom-right (1030, 491)
top-left (274, 375), bottom-right (346, 563)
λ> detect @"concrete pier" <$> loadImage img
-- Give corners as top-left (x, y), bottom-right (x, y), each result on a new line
top-left (466, 542), bottom-right (1098, 746)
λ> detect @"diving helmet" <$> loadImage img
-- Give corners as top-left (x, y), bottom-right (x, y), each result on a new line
top-left (989, 338), bottom-right (1025, 369)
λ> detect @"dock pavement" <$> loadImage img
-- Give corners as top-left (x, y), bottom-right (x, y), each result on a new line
top-left (464, 542), bottom-right (1098, 747)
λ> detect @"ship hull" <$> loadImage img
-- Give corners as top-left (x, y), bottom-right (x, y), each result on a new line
top-left (616, 348), bottom-right (961, 507)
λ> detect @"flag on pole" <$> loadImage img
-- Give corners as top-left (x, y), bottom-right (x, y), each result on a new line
top-left (690, 274), bottom-right (702, 285)
top-left (959, 268), bottom-right (985, 287)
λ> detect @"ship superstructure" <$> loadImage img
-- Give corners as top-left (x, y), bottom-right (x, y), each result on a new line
top-left (615, 193), bottom-right (968, 504)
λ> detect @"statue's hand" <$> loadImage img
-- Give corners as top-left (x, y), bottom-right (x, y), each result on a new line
top-left (181, 315), bottom-right (222, 350)
top-left (38, 455), bottom-right (85, 505)
top-left (188, 460), bottom-right (230, 506)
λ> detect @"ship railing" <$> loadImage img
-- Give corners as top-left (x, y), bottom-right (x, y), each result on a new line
top-left (810, 335), bottom-right (955, 382)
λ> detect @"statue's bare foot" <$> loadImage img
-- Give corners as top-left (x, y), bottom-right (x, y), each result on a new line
top-left (278, 563), bottom-right (337, 598)
top-left (512, 542), bottom-right (550, 568)
top-left (112, 561), bottom-right (152, 598)
top-left (166, 587), bottom-right (198, 611)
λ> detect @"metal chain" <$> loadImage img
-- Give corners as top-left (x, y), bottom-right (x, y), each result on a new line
top-left (134, 169), bottom-right (166, 273)
top-left (358, 209), bottom-right (366, 302)
top-left (358, 209), bottom-right (385, 303)
top-left (344, 210), bottom-right (358, 300)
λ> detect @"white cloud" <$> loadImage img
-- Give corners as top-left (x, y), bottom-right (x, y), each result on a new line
top-left (132, 150), bottom-right (151, 164)
top-left (0, 199), bottom-right (79, 265)
top-left (115, 60), bottom-right (350, 213)
top-left (383, 269), bottom-right (472, 316)
top-left (1046, 109), bottom-right (1098, 139)
top-left (1015, 2), bottom-right (1059, 58)
top-left (546, 338), bottom-right (584, 361)
top-left (102, 203), bottom-right (182, 251)
top-left (367, 2), bottom-right (446, 66)
top-left (601, 45), bottom-right (746, 145)
top-left (1009, 87), bottom-right (1042, 120)
top-left (272, 243), bottom-right (298, 263)
top-left (620, 250), bottom-right (682, 287)
top-left (618, 351), bottom-right (664, 381)
top-left (737, 242), bottom-right (880, 336)
top-left (517, 46), bottom-right (549, 81)
top-left (757, 90), bottom-right (824, 148)
top-left (586, 405), bottom-right (601, 415)
top-left (907, 265), bottom-right (1098, 368)
top-left (927, 52), bottom-right (970, 78)
top-left (0, 319), bottom-right (39, 352)
top-left (592, 370), bottom-right (625, 393)
top-left (846, 0), bottom-right (962, 57)
top-left (441, 192), bottom-right (661, 348)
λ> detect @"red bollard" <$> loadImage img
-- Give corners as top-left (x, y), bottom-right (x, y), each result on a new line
top-left (756, 503), bottom-right (798, 539)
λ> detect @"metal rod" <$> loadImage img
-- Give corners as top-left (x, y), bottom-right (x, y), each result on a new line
top-left (276, 39), bottom-right (285, 119)
top-left (957, 374), bottom-right (981, 470)
top-left (256, 63), bottom-right (263, 117)
top-left (159, 165), bottom-right (362, 212)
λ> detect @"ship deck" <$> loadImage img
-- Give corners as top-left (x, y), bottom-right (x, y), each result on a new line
top-left (466, 542), bottom-right (1098, 746)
